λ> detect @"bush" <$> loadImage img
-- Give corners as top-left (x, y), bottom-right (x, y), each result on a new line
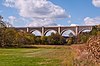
top-left (67, 37), bottom-right (74, 45)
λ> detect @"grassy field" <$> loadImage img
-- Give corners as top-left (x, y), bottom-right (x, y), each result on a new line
top-left (0, 45), bottom-right (75, 66)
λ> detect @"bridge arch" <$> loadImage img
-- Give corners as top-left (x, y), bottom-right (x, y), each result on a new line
top-left (78, 29), bottom-right (91, 34)
top-left (44, 30), bottom-right (57, 36)
top-left (61, 29), bottom-right (76, 36)
top-left (30, 30), bottom-right (42, 36)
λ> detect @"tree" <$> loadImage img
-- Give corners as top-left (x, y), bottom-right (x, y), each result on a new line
top-left (90, 26), bottom-right (98, 35)
top-left (0, 28), bottom-right (5, 47)
top-left (0, 16), bottom-right (6, 28)
top-left (0, 28), bottom-right (17, 47)
top-left (15, 31), bottom-right (36, 46)
top-left (48, 33), bottom-right (65, 45)
top-left (35, 37), bottom-right (41, 44)
top-left (41, 36), bottom-right (48, 44)
top-left (0, 28), bottom-right (37, 47)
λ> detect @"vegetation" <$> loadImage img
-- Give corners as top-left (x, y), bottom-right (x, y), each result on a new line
top-left (0, 16), bottom-right (100, 66)
top-left (0, 16), bottom-right (6, 28)
top-left (86, 35), bottom-right (100, 63)
top-left (0, 28), bottom-right (67, 47)
top-left (77, 32), bottom-right (90, 44)
top-left (47, 33), bottom-right (66, 45)
top-left (77, 25), bottom-right (100, 44)
top-left (0, 28), bottom-right (36, 47)
top-left (73, 35), bottom-right (100, 66)
top-left (0, 25), bottom-right (100, 48)
top-left (73, 25), bottom-right (100, 65)
top-left (0, 46), bottom-right (75, 66)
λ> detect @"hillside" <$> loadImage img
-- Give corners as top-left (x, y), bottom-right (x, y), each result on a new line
top-left (73, 35), bottom-right (100, 66)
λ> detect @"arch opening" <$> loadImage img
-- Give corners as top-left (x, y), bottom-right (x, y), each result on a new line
top-left (32, 30), bottom-right (41, 36)
top-left (45, 30), bottom-right (57, 36)
top-left (79, 29), bottom-right (91, 34)
top-left (61, 30), bottom-right (75, 37)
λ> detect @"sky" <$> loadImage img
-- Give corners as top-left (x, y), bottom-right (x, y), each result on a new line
top-left (0, 0), bottom-right (100, 27)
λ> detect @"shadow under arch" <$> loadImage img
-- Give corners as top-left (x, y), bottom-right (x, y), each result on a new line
top-left (31, 30), bottom-right (42, 36)
top-left (44, 30), bottom-right (57, 36)
top-left (61, 29), bottom-right (76, 37)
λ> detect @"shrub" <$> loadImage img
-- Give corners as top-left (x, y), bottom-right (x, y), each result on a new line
top-left (67, 37), bottom-right (74, 45)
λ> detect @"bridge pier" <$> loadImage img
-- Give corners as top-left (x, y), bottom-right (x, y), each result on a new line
top-left (42, 26), bottom-right (44, 36)
top-left (26, 27), bottom-right (29, 32)
top-left (75, 26), bottom-right (79, 36)
top-left (58, 27), bottom-right (61, 35)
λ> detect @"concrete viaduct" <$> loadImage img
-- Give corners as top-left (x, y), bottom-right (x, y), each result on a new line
top-left (13, 26), bottom-right (93, 36)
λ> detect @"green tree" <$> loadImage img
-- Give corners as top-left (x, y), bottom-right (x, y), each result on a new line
top-left (48, 33), bottom-right (65, 45)
top-left (90, 26), bottom-right (98, 35)
top-left (35, 37), bottom-right (41, 44)
top-left (77, 32), bottom-right (90, 44)
top-left (41, 36), bottom-right (48, 44)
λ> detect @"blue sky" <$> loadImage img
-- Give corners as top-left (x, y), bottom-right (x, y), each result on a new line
top-left (0, 0), bottom-right (100, 27)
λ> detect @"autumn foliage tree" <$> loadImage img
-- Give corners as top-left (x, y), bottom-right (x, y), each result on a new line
top-left (0, 28), bottom-right (17, 47)
top-left (0, 28), bottom-right (36, 47)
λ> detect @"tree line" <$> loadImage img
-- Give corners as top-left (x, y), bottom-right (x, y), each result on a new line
top-left (0, 25), bottom-right (100, 48)
top-left (0, 28), bottom-right (66, 47)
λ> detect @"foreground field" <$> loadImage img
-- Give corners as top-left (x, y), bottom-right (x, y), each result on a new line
top-left (0, 45), bottom-right (75, 66)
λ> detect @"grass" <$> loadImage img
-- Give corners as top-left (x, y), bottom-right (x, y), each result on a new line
top-left (0, 45), bottom-right (75, 66)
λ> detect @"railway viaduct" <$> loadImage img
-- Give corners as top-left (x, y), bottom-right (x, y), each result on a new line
top-left (13, 26), bottom-right (93, 36)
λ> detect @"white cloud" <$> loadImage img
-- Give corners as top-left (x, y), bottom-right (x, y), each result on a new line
top-left (3, 0), bottom-right (69, 27)
top-left (84, 17), bottom-right (100, 25)
top-left (70, 24), bottom-right (78, 26)
top-left (27, 18), bottom-right (57, 27)
top-left (92, 0), bottom-right (100, 7)
top-left (3, 0), bottom-right (16, 7)
top-left (86, 0), bottom-right (100, 25)
top-left (7, 16), bottom-right (16, 25)
top-left (4, 16), bottom-right (16, 27)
